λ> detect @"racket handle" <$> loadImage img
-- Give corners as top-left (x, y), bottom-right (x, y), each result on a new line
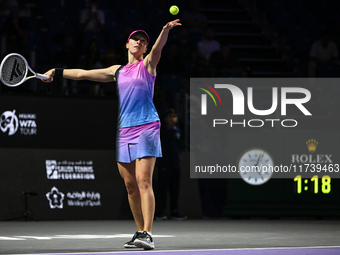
top-left (36, 73), bottom-right (53, 81)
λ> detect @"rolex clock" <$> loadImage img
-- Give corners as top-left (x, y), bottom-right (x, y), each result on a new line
top-left (237, 148), bottom-right (274, 185)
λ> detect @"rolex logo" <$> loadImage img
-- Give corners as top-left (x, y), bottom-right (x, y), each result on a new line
top-left (292, 139), bottom-right (332, 163)
top-left (306, 139), bottom-right (318, 153)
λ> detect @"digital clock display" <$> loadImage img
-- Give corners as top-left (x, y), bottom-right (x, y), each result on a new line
top-left (294, 175), bottom-right (331, 194)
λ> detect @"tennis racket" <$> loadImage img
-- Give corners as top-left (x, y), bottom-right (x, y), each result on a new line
top-left (0, 53), bottom-right (51, 87)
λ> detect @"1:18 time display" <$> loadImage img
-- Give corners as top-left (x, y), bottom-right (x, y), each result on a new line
top-left (294, 175), bottom-right (331, 194)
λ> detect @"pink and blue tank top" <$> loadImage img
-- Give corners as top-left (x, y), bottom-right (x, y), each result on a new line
top-left (116, 60), bottom-right (160, 128)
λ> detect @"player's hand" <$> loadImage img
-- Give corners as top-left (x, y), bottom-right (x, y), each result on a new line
top-left (163, 19), bottom-right (181, 31)
top-left (42, 69), bottom-right (55, 83)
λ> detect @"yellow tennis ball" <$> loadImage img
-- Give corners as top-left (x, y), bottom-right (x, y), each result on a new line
top-left (169, 5), bottom-right (179, 15)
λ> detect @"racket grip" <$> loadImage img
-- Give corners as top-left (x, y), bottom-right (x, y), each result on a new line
top-left (36, 73), bottom-right (53, 81)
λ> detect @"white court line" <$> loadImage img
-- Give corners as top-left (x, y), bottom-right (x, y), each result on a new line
top-left (4, 245), bottom-right (340, 255)
top-left (0, 236), bottom-right (25, 240)
top-left (0, 234), bottom-right (174, 241)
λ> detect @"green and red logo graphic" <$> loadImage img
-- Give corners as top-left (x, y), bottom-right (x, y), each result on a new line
top-left (197, 82), bottom-right (222, 115)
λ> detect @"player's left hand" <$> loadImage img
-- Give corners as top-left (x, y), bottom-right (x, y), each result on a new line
top-left (163, 19), bottom-right (181, 31)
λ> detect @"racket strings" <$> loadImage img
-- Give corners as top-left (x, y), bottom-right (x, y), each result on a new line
top-left (1, 55), bottom-right (26, 85)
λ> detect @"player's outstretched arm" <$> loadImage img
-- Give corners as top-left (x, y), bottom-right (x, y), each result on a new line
top-left (145, 19), bottom-right (181, 71)
top-left (42, 65), bottom-right (121, 83)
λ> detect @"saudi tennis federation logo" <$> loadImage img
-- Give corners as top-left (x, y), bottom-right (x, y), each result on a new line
top-left (0, 110), bottom-right (18, 136)
top-left (198, 82), bottom-right (222, 115)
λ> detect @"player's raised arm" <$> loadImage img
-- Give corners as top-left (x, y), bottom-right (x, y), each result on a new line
top-left (42, 65), bottom-right (121, 83)
top-left (145, 19), bottom-right (181, 71)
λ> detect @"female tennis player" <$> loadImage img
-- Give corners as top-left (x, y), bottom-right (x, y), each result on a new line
top-left (43, 19), bottom-right (181, 250)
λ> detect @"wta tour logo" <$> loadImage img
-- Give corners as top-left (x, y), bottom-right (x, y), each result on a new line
top-left (198, 83), bottom-right (312, 128)
top-left (0, 110), bottom-right (37, 136)
top-left (0, 110), bottom-right (18, 136)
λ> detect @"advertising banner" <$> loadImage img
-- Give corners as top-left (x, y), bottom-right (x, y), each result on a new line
top-left (0, 96), bottom-right (117, 149)
top-left (0, 96), bottom-right (130, 220)
top-left (0, 148), bottom-right (128, 220)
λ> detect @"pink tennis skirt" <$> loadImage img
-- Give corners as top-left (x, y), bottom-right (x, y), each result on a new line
top-left (116, 121), bottom-right (162, 163)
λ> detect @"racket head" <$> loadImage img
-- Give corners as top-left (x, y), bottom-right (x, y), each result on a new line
top-left (0, 53), bottom-right (28, 87)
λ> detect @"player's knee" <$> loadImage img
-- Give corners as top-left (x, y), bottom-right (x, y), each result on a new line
top-left (137, 178), bottom-right (152, 191)
top-left (125, 181), bottom-right (139, 195)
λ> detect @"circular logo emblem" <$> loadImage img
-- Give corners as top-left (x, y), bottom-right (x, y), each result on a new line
top-left (0, 110), bottom-right (18, 136)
